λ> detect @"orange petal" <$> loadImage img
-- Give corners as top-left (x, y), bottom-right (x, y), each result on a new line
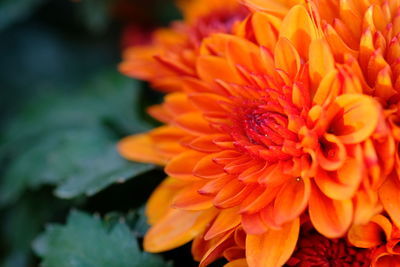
top-left (189, 93), bottom-right (230, 114)
top-left (198, 175), bottom-right (233, 196)
top-left (163, 92), bottom-right (197, 116)
top-left (226, 35), bottom-right (264, 75)
top-left (205, 207), bottom-right (241, 240)
top-left (312, 70), bottom-right (339, 106)
top-left (172, 181), bottom-right (213, 211)
top-left (183, 134), bottom-right (223, 153)
top-left (224, 247), bottom-right (246, 261)
top-left (199, 229), bottom-right (236, 267)
top-left (118, 133), bottom-right (167, 165)
top-left (224, 258), bottom-right (248, 267)
top-left (309, 182), bottom-right (353, 238)
top-left (274, 38), bottom-right (300, 78)
top-left (314, 153), bottom-right (363, 200)
top-left (316, 133), bottom-right (346, 171)
top-left (309, 39), bottom-right (335, 88)
top-left (241, 212), bottom-right (269, 235)
top-left (197, 55), bottom-right (242, 85)
top-left (246, 218), bottom-right (300, 267)
top-left (240, 185), bottom-right (280, 214)
top-left (165, 150), bottom-right (205, 180)
top-left (348, 218), bottom-right (387, 248)
top-left (252, 12), bottom-right (279, 50)
top-left (174, 112), bottom-right (215, 135)
top-left (273, 177), bottom-right (310, 225)
top-left (214, 181), bottom-right (255, 209)
top-left (193, 153), bottom-right (228, 179)
top-left (279, 4), bottom-right (318, 59)
top-left (379, 174), bottom-right (400, 228)
top-left (353, 190), bottom-right (382, 225)
top-left (144, 208), bottom-right (217, 252)
top-left (329, 94), bottom-right (379, 144)
top-left (244, 0), bottom-right (298, 17)
top-left (146, 177), bottom-right (187, 225)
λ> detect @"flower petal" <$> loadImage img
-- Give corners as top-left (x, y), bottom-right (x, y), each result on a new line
top-left (165, 150), bottom-right (205, 180)
top-left (172, 181), bottom-right (213, 211)
top-left (246, 218), bottom-right (299, 267)
top-left (280, 5), bottom-right (318, 59)
top-left (224, 258), bottom-right (248, 267)
top-left (146, 177), bottom-right (187, 225)
top-left (329, 94), bottom-right (379, 144)
top-left (309, 39), bottom-right (335, 88)
top-left (118, 133), bottom-right (167, 165)
top-left (205, 207), bottom-right (241, 240)
top-left (309, 182), bottom-right (353, 238)
top-left (379, 174), bottom-right (400, 228)
top-left (273, 177), bottom-right (310, 225)
top-left (144, 208), bottom-right (217, 252)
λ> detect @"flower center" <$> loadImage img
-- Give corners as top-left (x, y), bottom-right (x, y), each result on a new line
top-left (244, 109), bottom-right (288, 147)
top-left (228, 99), bottom-right (299, 161)
top-left (189, 6), bottom-right (249, 45)
top-left (287, 228), bottom-right (371, 267)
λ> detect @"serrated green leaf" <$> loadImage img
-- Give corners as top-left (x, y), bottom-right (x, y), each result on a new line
top-left (0, 71), bottom-right (155, 205)
top-left (33, 210), bottom-right (170, 267)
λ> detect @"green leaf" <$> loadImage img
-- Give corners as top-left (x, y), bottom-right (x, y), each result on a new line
top-left (0, 192), bottom-right (70, 267)
top-left (103, 206), bottom-right (150, 238)
top-left (0, 70), bottom-right (155, 205)
top-left (33, 210), bottom-right (170, 267)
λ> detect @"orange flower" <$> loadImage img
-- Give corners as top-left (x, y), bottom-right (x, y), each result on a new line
top-left (348, 212), bottom-right (400, 267)
top-left (118, 1), bottom-right (397, 266)
top-left (119, 0), bottom-right (248, 92)
top-left (244, 0), bottom-right (400, 242)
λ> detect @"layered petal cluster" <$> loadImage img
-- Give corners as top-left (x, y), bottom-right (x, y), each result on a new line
top-left (348, 212), bottom-right (400, 266)
top-left (118, 0), bottom-right (400, 266)
top-left (119, 0), bottom-right (248, 92)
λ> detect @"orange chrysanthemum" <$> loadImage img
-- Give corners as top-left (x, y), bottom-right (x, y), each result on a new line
top-left (348, 212), bottom-right (400, 266)
top-left (119, 0), bottom-right (248, 92)
top-left (245, 0), bottom-right (400, 245)
top-left (118, 0), bottom-right (400, 266)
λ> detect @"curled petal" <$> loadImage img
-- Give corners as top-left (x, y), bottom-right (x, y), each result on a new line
top-left (348, 215), bottom-right (390, 248)
top-left (309, 182), bottom-right (353, 238)
top-left (316, 133), bottom-right (346, 171)
top-left (379, 174), bottom-right (400, 228)
top-left (315, 147), bottom-right (363, 200)
top-left (273, 177), bottom-right (310, 225)
top-left (329, 94), bottom-right (380, 144)
top-left (246, 218), bottom-right (300, 267)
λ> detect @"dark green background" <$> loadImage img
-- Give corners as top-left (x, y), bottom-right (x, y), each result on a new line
top-left (0, 1), bottom-right (229, 266)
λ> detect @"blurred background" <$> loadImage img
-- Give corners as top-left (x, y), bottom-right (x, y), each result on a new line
top-left (0, 1), bottom-right (227, 266)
